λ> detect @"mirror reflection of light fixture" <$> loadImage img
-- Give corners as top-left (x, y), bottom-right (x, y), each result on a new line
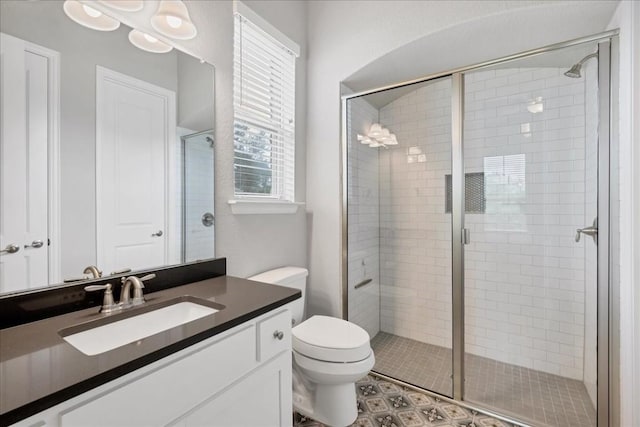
top-left (98, 0), bottom-right (144, 12)
top-left (357, 123), bottom-right (398, 149)
top-left (151, 0), bottom-right (197, 40)
top-left (128, 29), bottom-right (173, 53)
top-left (63, 0), bottom-right (120, 31)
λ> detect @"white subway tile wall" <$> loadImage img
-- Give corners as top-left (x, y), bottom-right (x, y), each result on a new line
top-left (378, 78), bottom-right (453, 350)
top-left (373, 68), bottom-right (591, 380)
top-left (347, 97), bottom-right (381, 338)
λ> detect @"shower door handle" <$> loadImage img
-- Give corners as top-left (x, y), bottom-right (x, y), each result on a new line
top-left (576, 218), bottom-right (598, 244)
top-left (462, 228), bottom-right (471, 245)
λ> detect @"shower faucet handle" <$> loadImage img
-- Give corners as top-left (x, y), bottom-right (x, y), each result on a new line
top-left (575, 218), bottom-right (598, 244)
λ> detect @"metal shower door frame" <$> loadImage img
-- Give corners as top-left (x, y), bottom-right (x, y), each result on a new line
top-left (341, 29), bottom-right (618, 427)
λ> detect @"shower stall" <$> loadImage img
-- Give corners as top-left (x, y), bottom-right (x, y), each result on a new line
top-left (342, 32), bottom-right (617, 427)
top-left (181, 130), bottom-right (215, 263)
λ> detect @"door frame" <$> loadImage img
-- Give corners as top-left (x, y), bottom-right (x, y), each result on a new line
top-left (95, 66), bottom-right (177, 270)
top-left (340, 29), bottom-right (619, 426)
top-left (26, 42), bottom-right (61, 286)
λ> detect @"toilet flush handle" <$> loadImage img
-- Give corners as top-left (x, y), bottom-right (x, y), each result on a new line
top-left (273, 330), bottom-right (284, 340)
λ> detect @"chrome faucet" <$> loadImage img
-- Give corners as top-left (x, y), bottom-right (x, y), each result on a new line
top-left (84, 283), bottom-right (118, 313)
top-left (85, 273), bottom-right (156, 313)
top-left (120, 274), bottom-right (156, 307)
top-left (83, 265), bottom-right (103, 279)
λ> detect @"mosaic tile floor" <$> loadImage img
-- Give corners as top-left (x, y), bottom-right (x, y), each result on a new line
top-left (294, 373), bottom-right (520, 427)
top-left (371, 332), bottom-right (596, 427)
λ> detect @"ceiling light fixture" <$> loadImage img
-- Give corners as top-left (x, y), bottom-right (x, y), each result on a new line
top-left (63, 0), bottom-right (120, 31)
top-left (128, 29), bottom-right (173, 53)
top-left (357, 123), bottom-right (398, 149)
top-left (98, 0), bottom-right (144, 12)
top-left (151, 0), bottom-right (197, 40)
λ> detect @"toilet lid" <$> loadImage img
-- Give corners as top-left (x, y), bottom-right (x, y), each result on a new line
top-left (292, 315), bottom-right (372, 363)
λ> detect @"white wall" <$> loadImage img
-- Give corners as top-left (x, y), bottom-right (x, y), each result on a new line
top-left (607, 2), bottom-right (640, 427)
top-left (177, 54), bottom-right (215, 132)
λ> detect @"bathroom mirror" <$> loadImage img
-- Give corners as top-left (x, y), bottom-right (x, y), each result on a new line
top-left (0, 1), bottom-right (215, 295)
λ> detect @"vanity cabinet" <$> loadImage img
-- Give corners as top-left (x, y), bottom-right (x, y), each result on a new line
top-left (11, 309), bottom-right (292, 427)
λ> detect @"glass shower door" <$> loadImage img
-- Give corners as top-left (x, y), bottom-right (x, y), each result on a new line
top-left (346, 77), bottom-right (454, 397)
top-left (461, 41), bottom-right (602, 427)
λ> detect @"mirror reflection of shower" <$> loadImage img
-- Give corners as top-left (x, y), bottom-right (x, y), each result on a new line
top-left (181, 129), bottom-right (215, 263)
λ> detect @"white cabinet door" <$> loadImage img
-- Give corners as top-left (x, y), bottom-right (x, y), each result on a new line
top-left (96, 66), bottom-right (175, 274)
top-left (59, 326), bottom-right (256, 427)
top-left (177, 352), bottom-right (292, 427)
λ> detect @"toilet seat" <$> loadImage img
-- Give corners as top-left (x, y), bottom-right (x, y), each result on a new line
top-left (292, 315), bottom-right (371, 363)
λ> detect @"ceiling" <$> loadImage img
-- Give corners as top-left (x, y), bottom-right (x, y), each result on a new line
top-left (343, 1), bottom-right (618, 108)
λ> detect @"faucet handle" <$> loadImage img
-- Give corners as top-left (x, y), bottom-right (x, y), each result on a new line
top-left (110, 268), bottom-right (132, 276)
top-left (84, 283), bottom-right (118, 313)
top-left (139, 273), bottom-right (156, 284)
top-left (84, 284), bottom-right (110, 292)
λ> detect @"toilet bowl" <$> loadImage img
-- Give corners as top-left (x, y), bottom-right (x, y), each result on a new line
top-left (248, 267), bottom-right (375, 427)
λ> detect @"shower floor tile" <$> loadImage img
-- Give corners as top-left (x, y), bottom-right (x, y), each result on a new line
top-left (370, 332), bottom-right (596, 427)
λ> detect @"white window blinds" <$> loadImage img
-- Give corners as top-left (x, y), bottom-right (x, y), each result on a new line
top-left (233, 10), bottom-right (297, 201)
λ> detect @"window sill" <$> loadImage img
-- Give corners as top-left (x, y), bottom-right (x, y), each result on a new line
top-left (228, 199), bottom-right (304, 215)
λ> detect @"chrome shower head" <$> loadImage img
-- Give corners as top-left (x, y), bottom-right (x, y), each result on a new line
top-left (564, 53), bottom-right (598, 78)
top-left (564, 63), bottom-right (583, 78)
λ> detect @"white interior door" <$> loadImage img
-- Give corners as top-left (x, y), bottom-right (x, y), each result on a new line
top-left (0, 33), bottom-right (51, 292)
top-left (96, 67), bottom-right (175, 274)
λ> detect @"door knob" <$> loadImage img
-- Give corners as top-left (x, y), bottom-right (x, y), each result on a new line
top-left (24, 240), bottom-right (44, 249)
top-left (0, 244), bottom-right (20, 255)
top-left (151, 230), bottom-right (163, 237)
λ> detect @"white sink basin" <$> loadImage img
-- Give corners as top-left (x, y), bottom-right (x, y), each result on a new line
top-left (62, 300), bottom-right (220, 356)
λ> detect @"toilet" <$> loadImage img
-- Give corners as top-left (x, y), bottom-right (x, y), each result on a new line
top-left (249, 267), bottom-right (375, 427)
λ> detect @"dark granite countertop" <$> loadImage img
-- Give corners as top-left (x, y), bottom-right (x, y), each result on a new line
top-left (0, 275), bottom-right (300, 426)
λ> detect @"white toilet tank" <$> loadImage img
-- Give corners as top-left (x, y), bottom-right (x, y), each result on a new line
top-left (248, 267), bottom-right (308, 326)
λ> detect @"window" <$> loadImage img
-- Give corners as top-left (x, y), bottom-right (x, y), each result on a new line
top-left (233, 5), bottom-right (299, 201)
top-left (484, 154), bottom-right (527, 231)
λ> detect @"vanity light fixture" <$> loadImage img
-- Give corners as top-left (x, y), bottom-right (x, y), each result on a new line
top-left (128, 29), bottom-right (173, 53)
top-left (357, 123), bottom-right (398, 148)
top-left (63, 0), bottom-right (120, 31)
top-left (98, 0), bottom-right (144, 12)
top-left (151, 0), bottom-right (197, 40)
